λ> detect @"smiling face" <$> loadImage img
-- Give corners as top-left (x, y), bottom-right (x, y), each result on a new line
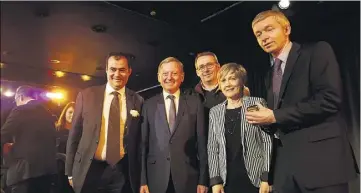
top-left (195, 55), bottom-right (220, 84)
top-left (158, 61), bottom-right (184, 94)
top-left (252, 15), bottom-right (291, 57)
top-left (219, 71), bottom-right (243, 100)
top-left (106, 56), bottom-right (132, 90)
top-left (217, 63), bottom-right (247, 100)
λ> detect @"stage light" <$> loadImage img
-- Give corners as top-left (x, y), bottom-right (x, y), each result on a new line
top-left (81, 75), bottom-right (91, 81)
top-left (278, 0), bottom-right (290, 9)
top-left (50, 59), bottom-right (60, 64)
top-left (54, 71), bottom-right (66, 78)
top-left (45, 92), bottom-right (64, 100)
top-left (3, 90), bottom-right (15, 97)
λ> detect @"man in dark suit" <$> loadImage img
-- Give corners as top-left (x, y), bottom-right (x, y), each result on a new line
top-left (66, 53), bottom-right (144, 193)
top-left (245, 10), bottom-right (358, 193)
top-left (1, 85), bottom-right (57, 193)
top-left (140, 57), bottom-right (208, 193)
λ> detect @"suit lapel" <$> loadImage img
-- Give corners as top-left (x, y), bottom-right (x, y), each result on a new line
top-left (170, 93), bottom-right (186, 139)
top-left (278, 43), bottom-right (301, 106)
top-left (156, 94), bottom-right (171, 136)
top-left (94, 85), bottom-right (106, 130)
top-left (125, 88), bottom-right (135, 134)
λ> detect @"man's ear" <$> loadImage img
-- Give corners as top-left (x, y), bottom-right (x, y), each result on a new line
top-left (285, 25), bottom-right (291, 36)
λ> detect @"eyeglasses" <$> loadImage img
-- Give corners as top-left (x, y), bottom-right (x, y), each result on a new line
top-left (196, 62), bottom-right (217, 71)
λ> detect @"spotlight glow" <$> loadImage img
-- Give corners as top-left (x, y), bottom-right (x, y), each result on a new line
top-left (45, 92), bottom-right (64, 99)
top-left (3, 90), bottom-right (15, 97)
top-left (278, 0), bottom-right (290, 9)
top-left (54, 71), bottom-right (66, 78)
top-left (81, 75), bottom-right (91, 81)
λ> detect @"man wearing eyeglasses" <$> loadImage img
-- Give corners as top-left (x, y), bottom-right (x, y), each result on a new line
top-left (193, 52), bottom-right (250, 110)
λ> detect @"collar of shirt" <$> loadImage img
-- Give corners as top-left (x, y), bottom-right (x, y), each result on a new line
top-left (105, 83), bottom-right (125, 98)
top-left (201, 82), bottom-right (219, 91)
top-left (270, 41), bottom-right (293, 67)
top-left (162, 89), bottom-right (180, 101)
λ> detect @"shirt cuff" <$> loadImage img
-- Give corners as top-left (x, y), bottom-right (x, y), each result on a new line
top-left (209, 176), bottom-right (223, 187)
top-left (68, 176), bottom-right (73, 180)
top-left (260, 171), bottom-right (269, 182)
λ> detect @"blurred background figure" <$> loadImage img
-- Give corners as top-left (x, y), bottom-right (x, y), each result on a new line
top-left (55, 102), bottom-right (75, 154)
top-left (54, 102), bottom-right (75, 193)
top-left (1, 85), bottom-right (57, 193)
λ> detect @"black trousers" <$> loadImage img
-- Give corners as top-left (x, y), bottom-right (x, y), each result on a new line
top-left (82, 155), bottom-right (132, 193)
top-left (272, 139), bottom-right (349, 193)
top-left (10, 175), bottom-right (53, 193)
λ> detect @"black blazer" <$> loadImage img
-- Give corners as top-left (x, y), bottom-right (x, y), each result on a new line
top-left (265, 42), bottom-right (358, 188)
top-left (65, 85), bottom-right (144, 193)
top-left (1, 100), bottom-right (57, 186)
top-left (140, 92), bottom-right (208, 193)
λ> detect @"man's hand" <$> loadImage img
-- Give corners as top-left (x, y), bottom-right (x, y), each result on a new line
top-left (197, 185), bottom-right (208, 193)
top-left (2, 143), bottom-right (13, 155)
top-left (212, 184), bottom-right (224, 193)
top-left (140, 185), bottom-right (150, 193)
top-left (259, 182), bottom-right (272, 193)
top-left (245, 103), bottom-right (276, 125)
top-left (68, 179), bottom-right (73, 187)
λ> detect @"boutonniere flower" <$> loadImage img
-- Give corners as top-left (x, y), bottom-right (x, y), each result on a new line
top-left (130, 110), bottom-right (140, 117)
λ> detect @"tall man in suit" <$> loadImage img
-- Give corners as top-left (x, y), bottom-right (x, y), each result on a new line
top-left (140, 57), bottom-right (208, 193)
top-left (66, 53), bottom-right (144, 193)
top-left (245, 10), bottom-right (358, 193)
top-left (1, 85), bottom-right (57, 193)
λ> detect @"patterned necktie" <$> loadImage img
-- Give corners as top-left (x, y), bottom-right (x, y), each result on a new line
top-left (106, 91), bottom-right (121, 166)
top-left (167, 95), bottom-right (176, 133)
top-left (272, 58), bottom-right (283, 109)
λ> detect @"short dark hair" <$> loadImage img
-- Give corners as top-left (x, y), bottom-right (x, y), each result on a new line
top-left (15, 85), bottom-right (36, 99)
top-left (195, 51), bottom-right (219, 67)
top-left (105, 52), bottom-right (131, 69)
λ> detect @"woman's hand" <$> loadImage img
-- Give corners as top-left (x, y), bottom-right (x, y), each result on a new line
top-left (212, 184), bottom-right (225, 193)
top-left (259, 181), bottom-right (272, 193)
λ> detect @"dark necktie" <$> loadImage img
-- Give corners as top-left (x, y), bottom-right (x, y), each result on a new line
top-left (272, 58), bottom-right (283, 109)
top-left (106, 91), bottom-right (121, 166)
top-left (167, 95), bottom-right (176, 133)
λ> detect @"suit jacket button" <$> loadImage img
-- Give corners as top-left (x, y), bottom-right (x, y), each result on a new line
top-left (167, 157), bottom-right (170, 161)
top-left (169, 141), bottom-right (173, 144)
top-left (95, 140), bottom-right (99, 144)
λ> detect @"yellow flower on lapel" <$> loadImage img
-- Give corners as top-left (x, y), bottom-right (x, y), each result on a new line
top-left (130, 110), bottom-right (140, 117)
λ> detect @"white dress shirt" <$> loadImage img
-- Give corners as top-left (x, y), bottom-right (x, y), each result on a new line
top-left (100, 83), bottom-right (127, 159)
top-left (162, 89), bottom-right (180, 124)
top-left (68, 84), bottom-right (127, 179)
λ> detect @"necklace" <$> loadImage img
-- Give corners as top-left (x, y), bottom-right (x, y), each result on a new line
top-left (225, 107), bottom-right (242, 135)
